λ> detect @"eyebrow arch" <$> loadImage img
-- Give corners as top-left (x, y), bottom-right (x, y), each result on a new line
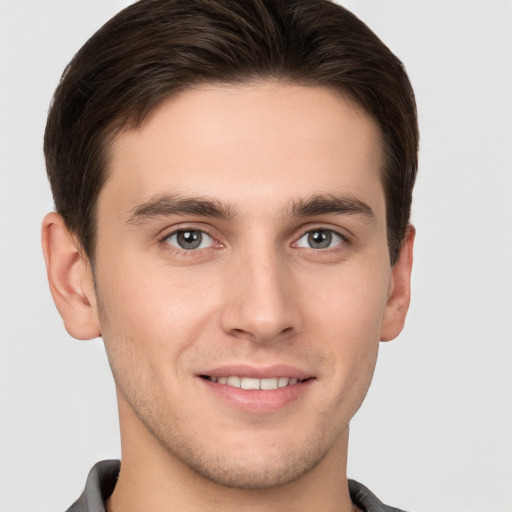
top-left (288, 193), bottom-right (375, 219)
top-left (127, 194), bottom-right (236, 224)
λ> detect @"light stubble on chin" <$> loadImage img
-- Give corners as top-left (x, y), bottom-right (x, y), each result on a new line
top-left (114, 366), bottom-right (360, 491)
top-left (97, 289), bottom-right (375, 491)
top-left (150, 415), bottom-right (335, 490)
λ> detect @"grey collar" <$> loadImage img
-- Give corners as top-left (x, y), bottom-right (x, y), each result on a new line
top-left (66, 460), bottom-right (408, 512)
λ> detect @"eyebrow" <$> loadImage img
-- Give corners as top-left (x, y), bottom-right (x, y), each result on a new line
top-left (127, 194), bottom-right (236, 224)
top-left (288, 193), bottom-right (375, 220)
top-left (126, 192), bottom-right (374, 225)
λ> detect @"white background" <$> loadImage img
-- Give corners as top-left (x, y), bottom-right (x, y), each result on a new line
top-left (0, 1), bottom-right (511, 511)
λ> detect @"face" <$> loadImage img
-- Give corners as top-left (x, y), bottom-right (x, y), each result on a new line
top-left (92, 82), bottom-right (402, 488)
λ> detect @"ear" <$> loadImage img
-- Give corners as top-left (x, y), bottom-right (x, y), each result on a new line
top-left (41, 212), bottom-right (101, 340)
top-left (380, 224), bottom-right (415, 342)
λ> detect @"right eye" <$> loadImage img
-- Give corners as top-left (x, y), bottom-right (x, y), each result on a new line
top-left (164, 230), bottom-right (216, 251)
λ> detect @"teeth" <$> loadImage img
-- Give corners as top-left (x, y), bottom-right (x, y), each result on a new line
top-left (227, 376), bottom-right (241, 387)
top-left (240, 377), bottom-right (260, 390)
top-left (260, 377), bottom-right (278, 390)
top-left (210, 376), bottom-right (302, 390)
top-left (278, 377), bottom-right (290, 388)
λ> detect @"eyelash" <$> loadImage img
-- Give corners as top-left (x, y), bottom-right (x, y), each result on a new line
top-left (159, 226), bottom-right (220, 256)
top-left (293, 228), bottom-right (347, 251)
top-left (159, 225), bottom-right (348, 256)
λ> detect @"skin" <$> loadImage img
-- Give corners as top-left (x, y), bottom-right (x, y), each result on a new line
top-left (42, 82), bottom-right (414, 512)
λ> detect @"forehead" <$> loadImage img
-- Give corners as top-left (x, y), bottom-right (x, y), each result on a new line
top-left (101, 82), bottom-right (385, 220)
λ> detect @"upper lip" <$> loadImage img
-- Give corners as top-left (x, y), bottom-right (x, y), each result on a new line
top-left (198, 364), bottom-right (313, 380)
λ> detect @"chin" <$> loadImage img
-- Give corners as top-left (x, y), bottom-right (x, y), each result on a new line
top-left (176, 443), bottom-right (327, 489)
top-left (154, 422), bottom-right (340, 490)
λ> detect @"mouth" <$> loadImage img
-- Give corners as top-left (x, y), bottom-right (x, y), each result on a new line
top-left (197, 365), bottom-right (315, 412)
top-left (199, 375), bottom-right (311, 390)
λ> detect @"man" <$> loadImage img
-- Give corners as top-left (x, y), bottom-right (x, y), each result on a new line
top-left (41, 0), bottom-right (418, 511)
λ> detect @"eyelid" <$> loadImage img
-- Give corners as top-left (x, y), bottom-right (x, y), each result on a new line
top-left (166, 230), bottom-right (215, 250)
top-left (292, 227), bottom-right (348, 249)
top-left (158, 222), bottom-right (217, 239)
top-left (158, 224), bottom-right (223, 251)
top-left (156, 223), bottom-right (349, 252)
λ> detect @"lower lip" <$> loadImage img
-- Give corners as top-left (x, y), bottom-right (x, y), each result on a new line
top-left (198, 378), bottom-right (314, 413)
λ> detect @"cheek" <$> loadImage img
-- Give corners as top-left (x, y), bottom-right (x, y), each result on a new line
top-left (300, 260), bottom-right (389, 382)
top-left (96, 259), bottom-right (221, 365)
top-left (303, 260), bottom-right (390, 338)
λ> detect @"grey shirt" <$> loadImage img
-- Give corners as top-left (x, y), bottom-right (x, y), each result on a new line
top-left (66, 460), bottom-right (407, 512)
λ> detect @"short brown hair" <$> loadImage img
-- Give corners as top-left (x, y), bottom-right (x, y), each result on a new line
top-left (44, 0), bottom-right (418, 265)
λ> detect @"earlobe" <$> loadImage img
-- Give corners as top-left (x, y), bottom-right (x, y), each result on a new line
top-left (380, 224), bottom-right (415, 342)
top-left (41, 212), bottom-right (101, 340)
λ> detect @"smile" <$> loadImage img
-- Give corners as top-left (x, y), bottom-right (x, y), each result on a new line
top-left (201, 376), bottom-right (306, 390)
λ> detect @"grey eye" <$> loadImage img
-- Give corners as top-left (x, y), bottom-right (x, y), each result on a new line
top-left (296, 229), bottom-right (343, 249)
top-left (165, 230), bottom-right (214, 250)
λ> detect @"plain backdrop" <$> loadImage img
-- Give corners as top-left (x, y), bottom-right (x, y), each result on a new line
top-left (1, 1), bottom-right (511, 511)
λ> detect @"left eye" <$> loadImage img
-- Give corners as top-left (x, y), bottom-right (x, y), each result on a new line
top-left (294, 229), bottom-right (344, 250)
top-left (164, 230), bottom-right (215, 250)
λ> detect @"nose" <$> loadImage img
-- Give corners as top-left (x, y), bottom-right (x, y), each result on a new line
top-left (220, 249), bottom-right (302, 344)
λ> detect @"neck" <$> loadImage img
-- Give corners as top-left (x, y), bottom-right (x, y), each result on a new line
top-left (107, 395), bottom-right (356, 512)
